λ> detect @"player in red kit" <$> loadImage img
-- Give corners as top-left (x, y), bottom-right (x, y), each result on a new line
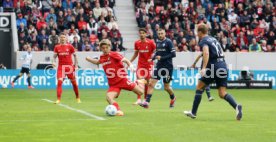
top-left (53, 33), bottom-right (80, 104)
top-left (130, 28), bottom-right (156, 105)
top-left (86, 39), bottom-right (144, 116)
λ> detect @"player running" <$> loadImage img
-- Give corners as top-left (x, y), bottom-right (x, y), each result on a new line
top-left (53, 33), bottom-right (80, 104)
top-left (184, 24), bottom-right (242, 120)
top-left (11, 45), bottom-right (34, 89)
top-left (86, 39), bottom-right (144, 116)
top-left (191, 53), bottom-right (214, 101)
top-left (130, 28), bottom-right (156, 105)
top-left (140, 28), bottom-right (176, 108)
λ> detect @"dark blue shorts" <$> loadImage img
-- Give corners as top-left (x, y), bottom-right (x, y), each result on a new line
top-left (199, 62), bottom-right (228, 87)
top-left (152, 67), bottom-right (173, 83)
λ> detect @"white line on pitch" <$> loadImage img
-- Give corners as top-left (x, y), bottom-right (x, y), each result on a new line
top-left (0, 119), bottom-right (96, 123)
top-left (42, 99), bottom-right (105, 120)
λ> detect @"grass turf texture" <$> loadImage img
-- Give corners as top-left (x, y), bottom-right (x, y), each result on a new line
top-left (0, 89), bottom-right (275, 142)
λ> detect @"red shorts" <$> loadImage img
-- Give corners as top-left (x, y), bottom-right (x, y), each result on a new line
top-left (107, 78), bottom-right (136, 96)
top-left (136, 67), bottom-right (152, 80)
top-left (57, 65), bottom-right (76, 80)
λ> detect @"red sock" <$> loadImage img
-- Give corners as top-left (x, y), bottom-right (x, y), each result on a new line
top-left (71, 80), bottom-right (79, 99)
top-left (112, 102), bottom-right (120, 111)
top-left (137, 94), bottom-right (141, 99)
top-left (57, 80), bottom-right (63, 100)
top-left (144, 85), bottom-right (148, 99)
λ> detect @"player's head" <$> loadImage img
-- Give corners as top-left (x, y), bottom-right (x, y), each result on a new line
top-left (157, 28), bottom-right (166, 40)
top-left (99, 39), bottom-right (111, 54)
top-left (139, 28), bottom-right (147, 40)
top-left (59, 32), bottom-right (67, 44)
top-left (197, 23), bottom-right (208, 39)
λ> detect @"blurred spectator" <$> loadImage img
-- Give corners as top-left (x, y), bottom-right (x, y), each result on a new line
top-left (3, 0), bottom-right (13, 8)
top-left (46, 8), bottom-right (57, 23)
top-left (69, 30), bottom-right (80, 44)
top-left (0, 63), bottom-right (7, 69)
top-left (16, 13), bottom-right (27, 29)
top-left (108, 17), bottom-right (118, 30)
top-left (87, 17), bottom-right (98, 35)
top-left (72, 36), bottom-right (82, 51)
top-left (249, 38), bottom-right (261, 52)
top-left (93, 2), bottom-right (102, 19)
top-left (48, 30), bottom-right (59, 50)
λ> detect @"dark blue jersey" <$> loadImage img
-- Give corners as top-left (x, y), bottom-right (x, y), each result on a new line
top-left (154, 38), bottom-right (176, 69)
top-left (199, 36), bottom-right (225, 65)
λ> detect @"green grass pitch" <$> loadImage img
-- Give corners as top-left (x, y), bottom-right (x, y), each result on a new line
top-left (0, 89), bottom-right (276, 142)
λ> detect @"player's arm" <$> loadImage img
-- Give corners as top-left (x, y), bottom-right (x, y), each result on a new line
top-left (191, 53), bottom-right (203, 68)
top-left (52, 53), bottom-right (58, 67)
top-left (159, 41), bottom-right (176, 61)
top-left (201, 45), bottom-right (209, 76)
top-left (130, 50), bottom-right (139, 63)
top-left (122, 57), bottom-right (135, 71)
top-left (86, 56), bottom-right (100, 65)
top-left (73, 53), bottom-right (78, 67)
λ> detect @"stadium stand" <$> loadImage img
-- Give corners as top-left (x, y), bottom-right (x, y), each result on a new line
top-left (1, 0), bottom-right (124, 52)
top-left (133, 0), bottom-right (276, 52)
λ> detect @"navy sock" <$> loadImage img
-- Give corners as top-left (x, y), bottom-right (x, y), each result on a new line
top-left (224, 94), bottom-right (238, 109)
top-left (146, 94), bottom-right (152, 103)
top-left (27, 77), bottom-right (31, 86)
top-left (13, 75), bottom-right (20, 83)
top-left (191, 90), bottom-right (204, 115)
top-left (205, 86), bottom-right (211, 98)
top-left (169, 94), bottom-right (175, 100)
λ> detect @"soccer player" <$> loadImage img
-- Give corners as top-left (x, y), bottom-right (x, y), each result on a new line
top-left (140, 28), bottom-right (176, 108)
top-left (130, 28), bottom-right (156, 105)
top-left (11, 45), bottom-right (34, 89)
top-left (85, 39), bottom-right (144, 116)
top-left (53, 33), bottom-right (80, 104)
top-left (184, 24), bottom-right (242, 120)
top-left (191, 53), bottom-right (214, 101)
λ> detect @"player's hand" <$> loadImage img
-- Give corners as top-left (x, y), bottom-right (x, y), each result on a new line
top-left (52, 63), bottom-right (56, 68)
top-left (128, 64), bottom-right (135, 72)
top-left (155, 56), bottom-right (161, 60)
top-left (200, 68), bottom-right (206, 77)
top-left (148, 59), bottom-right (153, 62)
top-left (74, 65), bottom-right (79, 70)
top-left (190, 64), bottom-right (196, 68)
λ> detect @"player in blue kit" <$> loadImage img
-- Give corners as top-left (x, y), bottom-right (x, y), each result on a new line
top-left (191, 53), bottom-right (214, 102)
top-left (139, 28), bottom-right (176, 108)
top-left (184, 24), bottom-right (242, 120)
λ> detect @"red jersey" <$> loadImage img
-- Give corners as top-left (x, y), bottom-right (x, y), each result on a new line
top-left (54, 44), bottom-right (75, 65)
top-left (99, 52), bottom-right (127, 86)
top-left (134, 39), bottom-right (156, 68)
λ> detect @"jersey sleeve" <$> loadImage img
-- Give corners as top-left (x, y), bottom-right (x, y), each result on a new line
top-left (110, 52), bottom-right (124, 61)
top-left (134, 41), bottom-right (138, 51)
top-left (199, 40), bottom-right (208, 50)
top-left (98, 56), bottom-right (104, 64)
top-left (54, 45), bottom-right (58, 53)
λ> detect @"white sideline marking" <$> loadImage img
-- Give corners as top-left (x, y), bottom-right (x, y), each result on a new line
top-left (0, 119), bottom-right (95, 123)
top-left (42, 99), bottom-right (105, 120)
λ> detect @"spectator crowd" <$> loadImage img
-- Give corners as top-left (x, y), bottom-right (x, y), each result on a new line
top-left (134, 0), bottom-right (276, 52)
top-left (1, 0), bottom-right (126, 52)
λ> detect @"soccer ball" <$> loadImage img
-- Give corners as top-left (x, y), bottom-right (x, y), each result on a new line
top-left (105, 105), bottom-right (117, 116)
top-left (1, 84), bottom-right (7, 89)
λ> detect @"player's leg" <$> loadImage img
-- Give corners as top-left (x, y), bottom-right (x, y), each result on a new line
top-left (106, 89), bottom-right (124, 116)
top-left (26, 69), bottom-right (34, 89)
top-left (184, 80), bottom-right (206, 119)
top-left (55, 78), bottom-right (63, 104)
top-left (55, 67), bottom-right (64, 104)
top-left (218, 87), bottom-right (242, 120)
top-left (11, 68), bottom-right (25, 88)
top-left (11, 73), bottom-right (23, 88)
top-left (163, 69), bottom-right (176, 108)
top-left (205, 85), bottom-right (214, 101)
top-left (67, 66), bottom-right (80, 103)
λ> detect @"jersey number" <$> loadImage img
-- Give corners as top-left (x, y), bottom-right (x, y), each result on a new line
top-left (212, 42), bottom-right (224, 57)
